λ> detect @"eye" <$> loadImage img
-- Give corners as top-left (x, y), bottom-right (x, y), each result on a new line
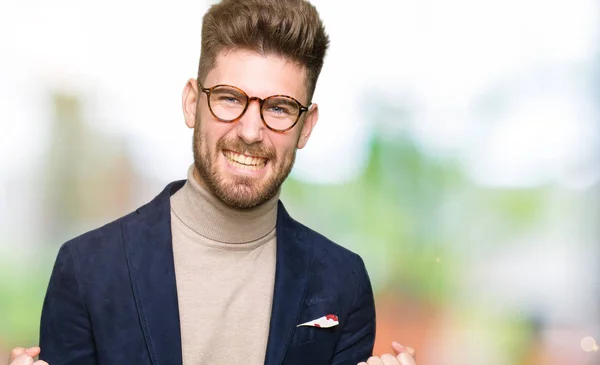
top-left (267, 105), bottom-right (291, 115)
top-left (217, 95), bottom-right (243, 104)
top-left (264, 98), bottom-right (299, 117)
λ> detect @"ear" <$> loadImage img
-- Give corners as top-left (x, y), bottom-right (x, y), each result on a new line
top-left (182, 78), bottom-right (199, 129)
top-left (297, 103), bottom-right (319, 149)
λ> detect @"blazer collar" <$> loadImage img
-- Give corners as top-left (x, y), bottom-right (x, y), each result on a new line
top-left (122, 180), bottom-right (185, 365)
top-left (264, 201), bottom-right (314, 365)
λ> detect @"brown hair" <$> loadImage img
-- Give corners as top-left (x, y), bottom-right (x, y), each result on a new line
top-left (198, 0), bottom-right (329, 102)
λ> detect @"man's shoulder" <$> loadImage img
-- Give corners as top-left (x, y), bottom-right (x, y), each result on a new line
top-left (60, 180), bottom-right (183, 253)
top-left (285, 212), bottom-right (366, 271)
top-left (62, 209), bottom-right (139, 249)
top-left (284, 213), bottom-right (373, 303)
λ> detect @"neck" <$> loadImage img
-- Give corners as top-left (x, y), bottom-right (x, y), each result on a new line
top-left (170, 164), bottom-right (279, 244)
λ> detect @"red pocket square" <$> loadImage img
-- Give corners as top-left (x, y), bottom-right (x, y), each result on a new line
top-left (297, 314), bottom-right (339, 328)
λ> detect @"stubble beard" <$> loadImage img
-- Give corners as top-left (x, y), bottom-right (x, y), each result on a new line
top-left (192, 116), bottom-right (297, 209)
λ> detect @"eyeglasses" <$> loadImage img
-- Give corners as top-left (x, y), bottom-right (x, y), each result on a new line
top-left (198, 82), bottom-right (309, 133)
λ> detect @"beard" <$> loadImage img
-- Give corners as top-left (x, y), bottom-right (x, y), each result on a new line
top-left (192, 114), bottom-right (297, 209)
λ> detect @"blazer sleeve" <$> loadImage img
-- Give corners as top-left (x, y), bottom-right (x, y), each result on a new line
top-left (39, 242), bottom-right (97, 365)
top-left (330, 256), bottom-right (376, 365)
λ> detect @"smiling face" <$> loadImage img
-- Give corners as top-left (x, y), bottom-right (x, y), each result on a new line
top-left (182, 49), bottom-right (319, 209)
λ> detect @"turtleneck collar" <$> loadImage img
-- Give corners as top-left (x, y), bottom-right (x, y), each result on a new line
top-left (170, 164), bottom-right (279, 244)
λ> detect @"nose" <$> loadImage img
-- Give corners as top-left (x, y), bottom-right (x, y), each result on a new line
top-left (236, 98), bottom-right (264, 144)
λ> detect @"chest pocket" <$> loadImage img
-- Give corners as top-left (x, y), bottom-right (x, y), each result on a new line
top-left (284, 301), bottom-right (342, 363)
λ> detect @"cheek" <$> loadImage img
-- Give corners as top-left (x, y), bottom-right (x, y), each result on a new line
top-left (272, 134), bottom-right (299, 158)
top-left (198, 115), bottom-right (234, 147)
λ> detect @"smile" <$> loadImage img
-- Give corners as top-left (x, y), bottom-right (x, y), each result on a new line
top-left (223, 150), bottom-right (268, 171)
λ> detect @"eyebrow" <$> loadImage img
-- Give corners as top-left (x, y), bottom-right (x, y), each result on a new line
top-left (211, 87), bottom-right (245, 98)
top-left (266, 97), bottom-right (298, 107)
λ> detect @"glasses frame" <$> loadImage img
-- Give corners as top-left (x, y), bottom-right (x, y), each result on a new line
top-left (198, 82), bottom-right (309, 133)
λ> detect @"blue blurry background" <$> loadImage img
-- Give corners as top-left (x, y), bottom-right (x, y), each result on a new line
top-left (1, 1), bottom-right (599, 364)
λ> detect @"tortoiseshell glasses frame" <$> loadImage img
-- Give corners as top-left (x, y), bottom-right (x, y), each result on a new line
top-left (198, 81), bottom-right (309, 133)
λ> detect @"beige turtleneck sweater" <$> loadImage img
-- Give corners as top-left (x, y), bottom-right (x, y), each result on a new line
top-left (170, 165), bottom-right (278, 365)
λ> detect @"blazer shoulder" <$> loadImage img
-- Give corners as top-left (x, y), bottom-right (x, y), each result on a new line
top-left (60, 209), bottom-right (139, 252)
top-left (59, 179), bottom-right (184, 252)
top-left (290, 217), bottom-right (366, 270)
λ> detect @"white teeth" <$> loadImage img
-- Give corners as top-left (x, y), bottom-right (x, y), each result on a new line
top-left (224, 151), bottom-right (266, 170)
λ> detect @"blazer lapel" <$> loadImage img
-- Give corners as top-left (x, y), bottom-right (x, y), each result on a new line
top-left (122, 181), bottom-right (186, 365)
top-left (264, 201), bottom-right (314, 365)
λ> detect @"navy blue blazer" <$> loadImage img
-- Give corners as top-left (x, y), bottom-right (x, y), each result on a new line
top-left (39, 181), bottom-right (376, 365)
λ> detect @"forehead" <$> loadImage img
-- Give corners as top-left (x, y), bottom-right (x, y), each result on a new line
top-left (205, 49), bottom-right (308, 102)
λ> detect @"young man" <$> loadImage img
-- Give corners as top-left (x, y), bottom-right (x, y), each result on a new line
top-left (13, 1), bottom-right (416, 364)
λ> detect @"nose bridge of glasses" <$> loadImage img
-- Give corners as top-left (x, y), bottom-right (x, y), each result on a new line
top-left (247, 96), bottom-right (265, 108)
top-left (242, 96), bottom-right (261, 112)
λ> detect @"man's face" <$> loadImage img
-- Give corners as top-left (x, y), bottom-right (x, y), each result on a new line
top-left (182, 49), bottom-right (319, 209)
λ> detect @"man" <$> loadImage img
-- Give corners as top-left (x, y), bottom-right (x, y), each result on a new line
top-left (12, 1), bottom-right (417, 364)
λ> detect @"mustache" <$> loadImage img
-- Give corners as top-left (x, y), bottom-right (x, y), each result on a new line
top-left (217, 138), bottom-right (275, 159)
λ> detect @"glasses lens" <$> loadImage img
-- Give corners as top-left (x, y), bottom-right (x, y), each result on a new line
top-left (208, 86), bottom-right (248, 121)
top-left (262, 96), bottom-right (300, 131)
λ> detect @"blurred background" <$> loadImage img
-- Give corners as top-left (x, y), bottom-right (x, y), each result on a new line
top-left (1, 0), bottom-right (599, 364)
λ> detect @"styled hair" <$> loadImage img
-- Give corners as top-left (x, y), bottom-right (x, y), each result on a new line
top-left (198, 0), bottom-right (329, 102)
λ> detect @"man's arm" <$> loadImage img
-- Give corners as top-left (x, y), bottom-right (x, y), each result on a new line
top-left (39, 242), bottom-right (97, 365)
top-left (330, 257), bottom-right (376, 365)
